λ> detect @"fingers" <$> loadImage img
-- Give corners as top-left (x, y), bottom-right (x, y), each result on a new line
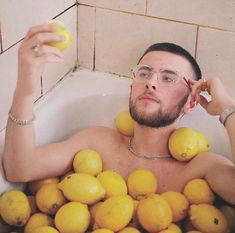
top-left (24, 24), bottom-right (54, 40)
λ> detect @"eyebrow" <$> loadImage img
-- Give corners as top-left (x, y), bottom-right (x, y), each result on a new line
top-left (160, 69), bottom-right (178, 75)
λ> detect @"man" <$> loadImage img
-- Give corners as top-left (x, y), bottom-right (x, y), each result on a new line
top-left (3, 24), bottom-right (235, 204)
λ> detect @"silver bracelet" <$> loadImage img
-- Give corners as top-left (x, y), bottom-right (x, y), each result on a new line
top-left (8, 111), bottom-right (35, 126)
top-left (219, 105), bottom-right (235, 125)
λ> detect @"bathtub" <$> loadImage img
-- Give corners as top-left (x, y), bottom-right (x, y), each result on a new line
top-left (0, 68), bottom-right (231, 193)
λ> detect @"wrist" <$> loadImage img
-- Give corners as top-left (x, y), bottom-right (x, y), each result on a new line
top-left (219, 105), bottom-right (235, 126)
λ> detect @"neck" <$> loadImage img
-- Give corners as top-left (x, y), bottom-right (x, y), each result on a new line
top-left (131, 123), bottom-right (176, 158)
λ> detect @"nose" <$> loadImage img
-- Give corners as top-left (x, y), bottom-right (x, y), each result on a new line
top-left (145, 73), bottom-right (158, 91)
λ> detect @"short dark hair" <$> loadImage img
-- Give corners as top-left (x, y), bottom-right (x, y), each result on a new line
top-left (138, 42), bottom-right (201, 80)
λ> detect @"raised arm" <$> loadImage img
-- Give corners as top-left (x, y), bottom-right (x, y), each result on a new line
top-left (3, 24), bottom-right (75, 182)
top-left (190, 77), bottom-right (235, 204)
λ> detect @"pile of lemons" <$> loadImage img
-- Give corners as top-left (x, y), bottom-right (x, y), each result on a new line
top-left (0, 149), bottom-right (234, 233)
top-left (0, 110), bottom-right (234, 233)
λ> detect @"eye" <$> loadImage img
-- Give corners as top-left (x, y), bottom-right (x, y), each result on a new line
top-left (161, 74), bottom-right (177, 83)
top-left (136, 69), bottom-right (151, 79)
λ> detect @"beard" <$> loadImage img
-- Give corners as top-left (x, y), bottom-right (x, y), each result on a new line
top-left (129, 92), bottom-right (189, 128)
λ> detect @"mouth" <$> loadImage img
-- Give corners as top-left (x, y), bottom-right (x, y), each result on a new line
top-left (138, 94), bottom-right (160, 103)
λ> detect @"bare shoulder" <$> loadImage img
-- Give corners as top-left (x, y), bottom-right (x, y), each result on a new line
top-left (184, 152), bottom-right (234, 177)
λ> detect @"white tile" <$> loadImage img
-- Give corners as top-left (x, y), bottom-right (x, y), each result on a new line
top-left (78, 0), bottom-right (146, 14)
top-left (42, 6), bottom-right (77, 94)
top-left (77, 5), bottom-right (95, 69)
top-left (147, 0), bottom-right (235, 31)
top-left (0, 0), bottom-right (65, 50)
top-left (197, 28), bottom-right (235, 98)
top-left (95, 9), bottom-right (197, 77)
top-left (64, 0), bottom-right (76, 9)
top-left (0, 43), bottom-right (41, 131)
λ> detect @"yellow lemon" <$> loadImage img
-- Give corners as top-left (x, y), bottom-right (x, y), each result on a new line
top-left (167, 223), bottom-right (182, 233)
top-left (73, 149), bottom-right (103, 176)
top-left (168, 127), bottom-right (210, 161)
top-left (127, 169), bottom-right (157, 200)
top-left (28, 177), bottom-right (60, 195)
top-left (92, 229), bottom-right (114, 233)
top-left (158, 230), bottom-right (176, 233)
top-left (95, 195), bottom-right (134, 232)
top-left (195, 130), bottom-right (210, 153)
top-left (57, 173), bottom-right (105, 205)
top-left (89, 201), bottom-right (103, 229)
top-left (35, 183), bottom-right (66, 215)
top-left (117, 226), bottom-right (141, 233)
top-left (0, 189), bottom-right (30, 226)
top-left (115, 110), bottom-right (134, 136)
top-left (24, 213), bottom-right (54, 233)
top-left (137, 194), bottom-right (172, 232)
top-left (189, 203), bottom-right (229, 233)
top-left (219, 205), bottom-right (235, 232)
top-left (60, 170), bottom-right (74, 181)
top-left (97, 170), bottom-right (127, 199)
top-left (31, 226), bottom-right (59, 233)
top-left (183, 178), bottom-right (215, 204)
top-left (47, 20), bottom-right (73, 51)
top-left (161, 191), bottom-right (189, 222)
top-left (55, 201), bottom-right (90, 233)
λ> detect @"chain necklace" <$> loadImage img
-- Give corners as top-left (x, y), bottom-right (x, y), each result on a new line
top-left (127, 137), bottom-right (172, 160)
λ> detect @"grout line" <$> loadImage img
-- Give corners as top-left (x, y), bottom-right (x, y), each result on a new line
top-left (0, 22), bottom-right (3, 53)
top-left (194, 25), bottom-right (200, 60)
top-left (76, 1), bottom-right (79, 68)
top-left (144, 0), bottom-right (147, 16)
top-left (77, 3), bottom-right (235, 33)
top-left (52, 3), bottom-right (77, 20)
top-left (93, 7), bottom-right (97, 71)
top-left (40, 76), bottom-right (43, 96)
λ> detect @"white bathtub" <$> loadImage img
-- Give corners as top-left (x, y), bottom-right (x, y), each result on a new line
top-left (0, 68), bottom-right (231, 193)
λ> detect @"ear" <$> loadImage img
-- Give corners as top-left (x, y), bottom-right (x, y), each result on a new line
top-left (182, 95), bottom-right (198, 115)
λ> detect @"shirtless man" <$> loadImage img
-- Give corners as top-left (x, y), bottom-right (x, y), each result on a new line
top-left (3, 24), bottom-right (235, 204)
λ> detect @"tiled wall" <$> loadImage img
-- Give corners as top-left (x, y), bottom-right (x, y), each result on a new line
top-left (77, 0), bottom-right (235, 97)
top-left (0, 0), bottom-right (77, 131)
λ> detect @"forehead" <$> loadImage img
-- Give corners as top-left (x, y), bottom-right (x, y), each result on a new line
top-left (139, 51), bottom-right (194, 78)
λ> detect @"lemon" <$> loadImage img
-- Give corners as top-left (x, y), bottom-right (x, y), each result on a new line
top-left (127, 169), bottom-right (157, 200)
top-left (168, 127), bottom-right (210, 161)
top-left (31, 226), bottom-right (59, 233)
top-left (158, 230), bottom-right (176, 233)
top-left (219, 205), bottom-right (235, 232)
top-left (89, 201), bottom-right (103, 229)
top-left (97, 170), bottom-right (127, 199)
top-left (189, 203), bottom-right (229, 233)
top-left (183, 178), bottom-right (215, 204)
top-left (28, 177), bottom-right (60, 195)
top-left (117, 226), bottom-right (141, 233)
top-left (186, 231), bottom-right (203, 233)
top-left (57, 173), bottom-right (105, 205)
top-left (95, 195), bottom-right (134, 232)
top-left (115, 110), bottom-right (134, 136)
top-left (55, 201), bottom-right (90, 233)
top-left (92, 229), bottom-right (114, 233)
top-left (161, 191), bottom-right (189, 222)
top-left (60, 170), bottom-right (74, 181)
top-left (35, 183), bottom-right (66, 215)
top-left (73, 149), bottom-right (103, 176)
top-left (137, 194), bottom-right (172, 232)
top-left (195, 130), bottom-right (210, 153)
top-left (24, 213), bottom-right (54, 233)
top-left (47, 20), bottom-right (73, 51)
top-left (0, 189), bottom-right (31, 226)
top-left (167, 223), bottom-right (182, 233)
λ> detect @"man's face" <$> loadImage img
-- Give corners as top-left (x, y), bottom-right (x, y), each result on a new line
top-left (129, 51), bottom-right (194, 128)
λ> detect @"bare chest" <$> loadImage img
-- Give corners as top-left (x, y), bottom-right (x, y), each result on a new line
top-left (97, 145), bottom-right (188, 193)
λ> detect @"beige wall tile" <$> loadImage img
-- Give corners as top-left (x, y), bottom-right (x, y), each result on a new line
top-left (147, 0), bottom-right (235, 31)
top-left (42, 6), bottom-right (77, 94)
top-left (197, 28), bottom-right (235, 98)
top-left (95, 9), bottom-right (197, 77)
top-left (78, 0), bottom-right (146, 14)
top-left (0, 44), bottom-right (41, 131)
top-left (77, 5), bottom-right (95, 69)
top-left (0, 0), bottom-right (65, 50)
